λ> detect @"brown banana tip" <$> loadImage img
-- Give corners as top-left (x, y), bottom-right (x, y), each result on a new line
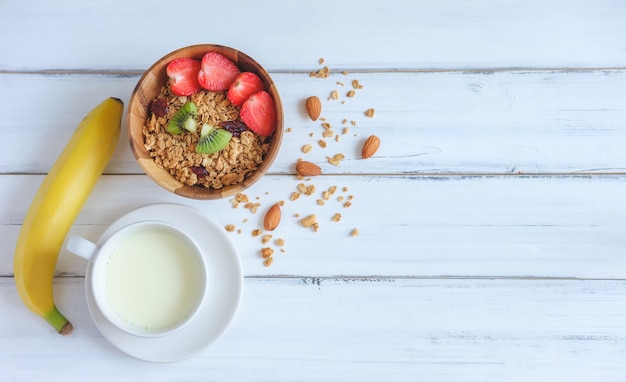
top-left (59, 322), bottom-right (73, 336)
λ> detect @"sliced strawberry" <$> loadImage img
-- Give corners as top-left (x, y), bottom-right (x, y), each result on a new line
top-left (197, 52), bottom-right (241, 92)
top-left (240, 90), bottom-right (277, 137)
top-left (227, 72), bottom-right (265, 107)
top-left (166, 58), bottom-right (202, 96)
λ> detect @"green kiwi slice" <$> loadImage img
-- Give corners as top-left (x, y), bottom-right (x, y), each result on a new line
top-left (167, 101), bottom-right (197, 134)
top-left (196, 124), bottom-right (233, 154)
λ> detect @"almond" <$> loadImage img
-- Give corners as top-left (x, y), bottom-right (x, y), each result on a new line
top-left (296, 160), bottom-right (322, 176)
top-left (361, 135), bottom-right (380, 159)
top-left (305, 96), bottom-right (322, 121)
top-left (263, 204), bottom-right (281, 231)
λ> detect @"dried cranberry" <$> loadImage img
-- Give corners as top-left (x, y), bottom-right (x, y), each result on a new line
top-left (189, 166), bottom-right (208, 178)
top-left (219, 120), bottom-right (248, 137)
top-left (150, 99), bottom-right (169, 117)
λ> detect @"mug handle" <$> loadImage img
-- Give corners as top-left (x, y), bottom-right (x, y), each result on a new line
top-left (66, 235), bottom-right (99, 262)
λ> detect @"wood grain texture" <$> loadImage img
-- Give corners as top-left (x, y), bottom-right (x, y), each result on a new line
top-left (1, 0), bottom-right (625, 71)
top-left (2, 70), bottom-right (626, 175)
top-left (1, 277), bottom-right (625, 381)
top-left (2, 174), bottom-right (625, 279)
top-left (1, 0), bottom-right (625, 379)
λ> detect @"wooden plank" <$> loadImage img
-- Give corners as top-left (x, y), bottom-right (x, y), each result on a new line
top-left (2, 277), bottom-right (625, 380)
top-left (1, 0), bottom-right (625, 71)
top-left (2, 70), bottom-right (626, 175)
top-left (3, 174), bottom-right (626, 278)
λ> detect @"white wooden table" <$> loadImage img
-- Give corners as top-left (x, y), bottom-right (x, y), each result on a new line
top-left (2, 0), bottom-right (626, 380)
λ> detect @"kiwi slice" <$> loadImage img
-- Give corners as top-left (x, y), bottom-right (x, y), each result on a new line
top-left (196, 124), bottom-right (232, 155)
top-left (167, 101), bottom-right (197, 134)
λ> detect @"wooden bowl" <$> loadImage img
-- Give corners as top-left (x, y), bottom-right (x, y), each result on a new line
top-left (128, 44), bottom-right (283, 200)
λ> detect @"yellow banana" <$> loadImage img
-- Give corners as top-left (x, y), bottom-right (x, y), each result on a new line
top-left (14, 97), bottom-right (123, 335)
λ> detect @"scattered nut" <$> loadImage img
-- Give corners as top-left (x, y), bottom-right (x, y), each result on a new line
top-left (263, 257), bottom-right (274, 267)
top-left (305, 96), bottom-right (322, 121)
top-left (302, 144), bottom-right (312, 153)
top-left (364, 108), bottom-right (375, 118)
top-left (263, 204), bottom-right (281, 231)
top-left (296, 160), bottom-right (322, 176)
top-left (350, 228), bottom-right (360, 237)
top-left (361, 135), bottom-right (381, 159)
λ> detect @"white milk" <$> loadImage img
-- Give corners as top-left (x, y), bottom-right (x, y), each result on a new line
top-left (104, 226), bottom-right (204, 332)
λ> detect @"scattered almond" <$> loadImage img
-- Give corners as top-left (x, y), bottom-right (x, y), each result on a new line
top-left (296, 160), bottom-right (322, 177)
top-left (305, 96), bottom-right (322, 121)
top-left (361, 135), bottom-right (380, 159)
top-left (263, 204), bottom-right (281, 231)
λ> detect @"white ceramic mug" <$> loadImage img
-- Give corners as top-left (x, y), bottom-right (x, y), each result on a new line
top-left (67, 221), bottom-right (210, 338)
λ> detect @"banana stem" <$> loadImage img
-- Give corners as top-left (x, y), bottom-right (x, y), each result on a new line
top-left (46, 306), bottom-right (73, 335)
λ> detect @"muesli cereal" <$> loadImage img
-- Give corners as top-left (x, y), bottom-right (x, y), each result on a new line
top-left (143, 85), bottom-right (270, 189)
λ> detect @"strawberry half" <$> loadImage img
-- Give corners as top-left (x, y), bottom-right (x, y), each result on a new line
top-left (227, 72), bottom-right (265, 107)
top-left (166, 58), bottom-right (202, 96)
top-left (240, 90), bottom-right (277, 137)
top-left (198, 52), bottom-right (241, 92)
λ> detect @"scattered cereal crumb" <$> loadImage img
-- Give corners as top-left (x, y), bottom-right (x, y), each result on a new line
top-left (310, 66), bottom-right (330, 78)
top-left (237, 229), bottom-right (242, 234)
top-left (342, 119), bottom-right (348, 124)
top-left (276, 238), bottom-right (285, 246)
top-left (261, 234), bottom-right (273, 244)
top-left (319, 57), bottom-right (325, 65)
top-left (365, 108), bottom-right (375, 118)
top-left (263, 257), bottom-right (274, 267)
top-left (350, 228), bottom-right (360, 237)
top-left (346, 90), bottom-right (356, 97)
top-left (342, 186), bottom-right (349, 192)
top-left (294, 213), bottom-right (301, 218)
top-left (343, 201), bottom-right (352, 208)
top-left (242, 218), bottom-right (249, 223)
top-left (352, 79), bottom-right (364, 89)
top-left (322, 191), bottom-right (330, 200)
top-left (331, 213), bottom-right (342, 222)
top-left (225, 224), bottom-right (236, 232)
top-left (328, 186), bottom-right (337, 195)
top-left (337, 195), bottom-right (345, 202)
top-left (342, 71), bottom-right (349, 75)
top-left (278, 200), bottom-right (286, 206)
top-left (301, 214), bottom-right (317, 228)
top-left (336, 81), bottom-right (345, 86)
top-left (280, 248), bottom-right (286, 253)
top-left (261, 247), bottom-right (274, 258)
top-left (342, 127), bottom-right (350, 135)
top-left (252, 229), bottom-right (263, 237)
top-left (351, 120), bottom-right (357, 126)
top-left (317, 199), bottom-right (325, 206)
top-left (306, 184), bottom-right (316, 196)
top-left (286, 127), bottom-right (292, 133)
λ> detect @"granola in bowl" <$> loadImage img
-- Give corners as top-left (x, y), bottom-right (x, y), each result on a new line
top-left (128, 44), bottom-right (283, 200)
top-left (143, 86), bottom-right (270, 190)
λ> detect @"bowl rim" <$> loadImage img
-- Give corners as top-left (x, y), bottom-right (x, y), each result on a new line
top-left (127, 44), bottom-right (283, 200)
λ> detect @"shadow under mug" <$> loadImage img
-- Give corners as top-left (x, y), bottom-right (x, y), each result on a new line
top-left (67, 221), bottom-right (210, 337)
